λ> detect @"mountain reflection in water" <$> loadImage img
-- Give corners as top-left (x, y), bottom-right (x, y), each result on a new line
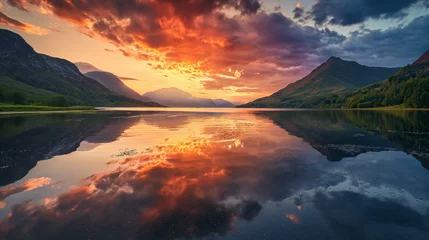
top-left (0, 110), bottom-right (428, 240)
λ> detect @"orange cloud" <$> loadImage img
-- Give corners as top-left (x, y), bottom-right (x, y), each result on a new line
top-left (0, 11), bottom-right (48, 35)
top-left (6, 0), bottom-right (346, 96)
top-left (6, 0), bottom-right (28, 12)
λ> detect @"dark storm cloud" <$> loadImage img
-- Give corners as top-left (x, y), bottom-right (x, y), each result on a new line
top-left (293, 6), bottom-right (304, 19)
top-left (307, 0), bottom-right (428, 26)
top-left (200, 12), bottom-right (346, 91)
top-left (0, 139), bottom-right (269, 240)
top-left (339, 14), bottom-right (429, 66)
top-left (237, 200), bottom-right (263, 221)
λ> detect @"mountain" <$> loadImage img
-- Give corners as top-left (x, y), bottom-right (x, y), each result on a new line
top-left (74, 62), bottom-right (100, 73)
top-left (413, 50), bottom-right (429, 65)
top-left (212, 99), bottom-right (235, 107)
top-left (0, 29), bottom-right (160, 107)
top-left (239, 57), bottom-right (401, 108)
top-left (142, 87), bottom-right (234, 107)
top-left (84, 71), bottom-right (152, 102)
top-left (310, 50), bottom-right (429, 108)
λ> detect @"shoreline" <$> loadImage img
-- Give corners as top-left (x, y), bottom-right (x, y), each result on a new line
top-left (0, 110), bottom-right (98, 115)
top-left (0, 104), bottom-right (96, 114)
top-left (1, 105), bottom-right (428, 115)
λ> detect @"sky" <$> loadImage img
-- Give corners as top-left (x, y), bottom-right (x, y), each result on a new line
top-left (0, 0), bottom-right (429, 103)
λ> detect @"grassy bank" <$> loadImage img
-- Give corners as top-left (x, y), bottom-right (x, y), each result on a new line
top-left (355, 105), bottom-right (429, 110)
top-left (0, 104), bottom-right (96, 112)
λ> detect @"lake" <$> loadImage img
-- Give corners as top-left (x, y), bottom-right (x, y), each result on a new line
top-left (0, 109), bottom-right (429, 239)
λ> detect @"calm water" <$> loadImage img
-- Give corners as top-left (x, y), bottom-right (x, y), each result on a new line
top-left (0, 109), bottom-right (429, 240)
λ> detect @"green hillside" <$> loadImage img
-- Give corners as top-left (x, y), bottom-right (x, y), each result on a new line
top-left (239, 57), bottom-right (400, 108)
top-left (0, 76), bottom-right (57, 101)
top-left (302, 50), bottom-right (429, 108)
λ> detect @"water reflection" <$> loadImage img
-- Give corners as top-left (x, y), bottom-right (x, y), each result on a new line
top-left (257, 111), bottom-right (429, 169)
top-left (0, 110), bottom-right (428, 239)
top-left (0, 112), bottom-right (141, 186)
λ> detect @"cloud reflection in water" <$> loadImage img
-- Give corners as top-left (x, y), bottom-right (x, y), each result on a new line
top-left (0, 110), bottom-right (428, 239)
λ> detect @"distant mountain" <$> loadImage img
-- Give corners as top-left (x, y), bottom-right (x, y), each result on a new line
top-left (309, 50), bottom-right (429, 108)
top-left (74, 62), bottom-right (100, 73)
top-left (84, 71), bottom-right (152, 102)
top-left (142, 88), bottom-right (234, 107)
top-left (239, 57), bottom-right (401, 108)
top-left (0, 29), bottom-right (160, 107)
top-left (213, 99), bottom-right (235, 107)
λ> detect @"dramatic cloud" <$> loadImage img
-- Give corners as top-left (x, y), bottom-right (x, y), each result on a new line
top-left (5, 0), bottom-right (345, 95)
top-left (0, 137), bottom-right (271, 239)
top-left (337, 14), bottom-right (429, 66)
top-left (307, 0), bottom-right (428, 26)
top-left (4, 0), bottom-right (429, 98)
top-left (200, 12), bottom-right (346, 92)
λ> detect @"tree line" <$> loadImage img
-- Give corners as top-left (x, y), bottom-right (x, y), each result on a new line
top-left (0, 85), bottom-right (69, 107)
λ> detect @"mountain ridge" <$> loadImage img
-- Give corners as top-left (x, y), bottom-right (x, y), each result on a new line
top-left (142, 87), bottom-right (235, 108)
top-left (239, 56), bottom-right (401, 108)
top-left (0, 29), bottom-right (160, 107)
top-left (75, 62), bottom-right (100, 74)
top-left (413, 50), bottom-right (429, 65)
top-left (83, 71), bottom-right (152, 102)
top-left (250, 50), bottom-right (429, 109)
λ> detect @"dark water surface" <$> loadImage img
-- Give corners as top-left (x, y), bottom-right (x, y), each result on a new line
top-left (0, 109), bottom-right (429, 240)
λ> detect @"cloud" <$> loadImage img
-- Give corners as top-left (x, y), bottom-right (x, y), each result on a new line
top-left (0, 11), bottom-right (48, 35)
top-left (336, 14), bottom-right (429, 66)
top-left (5, 0), bottom-right (429, 99)
top-left (293, 6), bottom-right (304, 19)
top-left (6, 0), bottom-right (345, 95)
top-left (0, 138), bottom-right (271, 239)
top-left (307, 0), bottom-right (428, 26)
top-left (1, 112), bottom-right (429, 239)
top-left (119, 76), bottom-right (140, 81)
top-left (7, 0), bottom-right (28, 12)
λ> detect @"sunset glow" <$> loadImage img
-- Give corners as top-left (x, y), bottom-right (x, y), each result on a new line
top-left (1, 109), bottom-right (429, 239)
top-left (1, 0), bottom-right (428, 103)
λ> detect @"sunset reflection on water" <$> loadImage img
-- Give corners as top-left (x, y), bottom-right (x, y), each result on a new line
top-left (0, 110), bottom-right (428, 239)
